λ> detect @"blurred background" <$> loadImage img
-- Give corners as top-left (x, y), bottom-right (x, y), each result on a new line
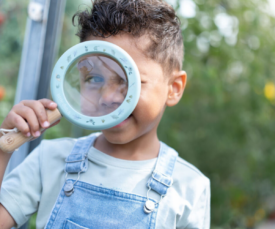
top-left (0, 0), bottom-right (275, 228)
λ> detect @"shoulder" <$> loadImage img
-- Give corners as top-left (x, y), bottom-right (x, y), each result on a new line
top-left (35, 137), bottom-right (77, 174)
top-left (157, 143), bottom-right (210, 227)
top-left (39, 137), bottom-right (77, 159)
top-left (38, 132), bottom-right (100, 164)
top-left (171, 153), bottom-right (210, 210)
top-left (174, 156), bottom-right (210, 186)
top-left (40, 137), bottom-right (77, 151)
top-left (163, 143), bottom-right (210, 198)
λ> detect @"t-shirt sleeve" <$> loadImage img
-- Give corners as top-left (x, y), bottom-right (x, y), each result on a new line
top-left (177, 178), bottom-right (211, 229)
top-left (0, 145), bottom-right (42, 228)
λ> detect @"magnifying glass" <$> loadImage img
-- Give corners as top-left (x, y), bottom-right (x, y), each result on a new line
top-left (0, 41), bottom-right (140, 153)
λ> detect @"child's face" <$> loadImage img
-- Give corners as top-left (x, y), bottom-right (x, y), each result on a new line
top-left (77, 54), bottom-right (128, 117)
top-left (86, 34), bottom-right (186, 144)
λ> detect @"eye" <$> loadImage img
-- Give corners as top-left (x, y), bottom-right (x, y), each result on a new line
top-left (119, 78), bottom-right (127, 85)
top-left (85, 75), bottom-right (104, 84)
top-left (140, 78), bottom-right (147, 84)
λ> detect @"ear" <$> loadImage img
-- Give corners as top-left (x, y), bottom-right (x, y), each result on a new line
top-left (166, 70), bottom-right (187, 107)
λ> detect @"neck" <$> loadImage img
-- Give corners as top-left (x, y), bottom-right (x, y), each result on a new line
top-left (94, 131), bottom-right (160, 161)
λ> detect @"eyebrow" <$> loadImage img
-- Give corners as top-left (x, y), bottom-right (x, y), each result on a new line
top-left (97, 56), bottom-right (127, 82)
top-left (77, 58), bottom-right (93, 72)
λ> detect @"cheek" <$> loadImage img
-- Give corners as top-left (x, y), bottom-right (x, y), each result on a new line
top-left (80, 90), bottom-right (101, 115)
top-left (81, 90), bottom-right (100, 105)
top-left (134, 86), bottom-right (167, 119)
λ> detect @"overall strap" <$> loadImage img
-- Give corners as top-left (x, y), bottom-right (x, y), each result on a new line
top-left (147, 142), bottom-right (178, 196)
top-left (65, 134), bottom-right (98, 174)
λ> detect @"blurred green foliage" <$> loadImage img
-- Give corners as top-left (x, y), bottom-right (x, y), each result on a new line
top-left (0, 1), bottom-right (29, 123)
top-left (1, 0), bottom-right (275, 228)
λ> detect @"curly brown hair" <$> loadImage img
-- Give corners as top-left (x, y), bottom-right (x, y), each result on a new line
top-left (73, 0), bottom-right (183, 74)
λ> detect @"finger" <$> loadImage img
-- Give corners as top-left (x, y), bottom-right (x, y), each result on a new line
top-left (13, 105), bottom-right (41, 137)
top-left (21, 100), bottom-right (50, 129)
top-left (39, 99), bottom-right (57, 110)
top-left (41, 120), bottom-right (60, 134)
top-left (6, 112), bottom-right (31, 137)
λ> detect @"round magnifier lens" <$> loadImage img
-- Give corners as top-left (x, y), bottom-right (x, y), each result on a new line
top-left (64, 54), bottom-right (128, 117)
top-left (51, 40), bottom-right (140, 130)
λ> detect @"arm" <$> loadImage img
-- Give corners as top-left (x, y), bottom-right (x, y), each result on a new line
top-left (176, 178), bottom-right (211, 229)
top-left (184, 179), bottom-right (210, 229)
top-left (0, 99), bottom-right (58, 227)
top-left (0, 141), bottom-right (11, 189)
top-left (0, 147), bottom-right (16, 228)
top-left (0, 203), bottom-right (16, 229)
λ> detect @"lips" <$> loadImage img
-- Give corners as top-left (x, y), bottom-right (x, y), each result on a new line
top-left (113, 114), bottom-right (132, 128)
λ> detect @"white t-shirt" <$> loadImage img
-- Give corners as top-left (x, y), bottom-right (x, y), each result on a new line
top-left (0, 134), bottom-right (210, 228)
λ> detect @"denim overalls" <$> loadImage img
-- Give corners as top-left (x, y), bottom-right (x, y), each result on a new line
top-left (45, 134), bottom-right (178, 229)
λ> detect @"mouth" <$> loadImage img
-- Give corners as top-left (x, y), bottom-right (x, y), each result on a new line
top-left (113, 114), bottom-right (132, 128)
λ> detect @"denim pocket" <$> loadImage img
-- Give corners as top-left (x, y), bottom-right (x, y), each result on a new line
top-left (63, 220), bottom-right (89, 229)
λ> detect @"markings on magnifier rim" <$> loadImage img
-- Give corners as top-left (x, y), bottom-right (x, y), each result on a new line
top-left (86, 119), bottom-right (95, 125)
top-left (118, 109), bottom-right (124, 116)
top-left (85, 46), bottom-right (88, 52)
top-left (111, 115), bottom-right (119, 119)
top-left (60, 66), bottom-right (64, 69)
top-left (120, 57), bottom-right (127, 63)
top-left (73, 114), bottom-right (82, 120)
top-left (67, 55), bottom-right (71, 62)
top-left (102, 119), bottom-right (105, 123)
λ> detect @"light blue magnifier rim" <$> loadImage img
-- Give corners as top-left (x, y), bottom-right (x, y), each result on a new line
top-left (51, 40), bottom-right (141, 130)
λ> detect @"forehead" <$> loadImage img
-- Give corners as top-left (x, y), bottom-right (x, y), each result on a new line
top-left (86, 34), bottom-right (165, 81)
top-left (77, 54), bottom-right (126, 80)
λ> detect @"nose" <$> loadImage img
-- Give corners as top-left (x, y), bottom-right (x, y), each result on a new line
top-left (99, 83), bottom-right (127, 109)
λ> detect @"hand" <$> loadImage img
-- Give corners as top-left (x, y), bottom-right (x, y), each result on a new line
top-left (0, 99), bottom-right (58, 138)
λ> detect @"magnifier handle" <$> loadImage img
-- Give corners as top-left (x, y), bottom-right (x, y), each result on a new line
top-left (0, 108), bottom-right (62, 154)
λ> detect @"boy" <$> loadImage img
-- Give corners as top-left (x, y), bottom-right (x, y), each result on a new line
top-left (0, 0), bottom-right (210, 228)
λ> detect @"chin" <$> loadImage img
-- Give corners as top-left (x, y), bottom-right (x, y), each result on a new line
top-left (101, 129), bottom-right (139, 145)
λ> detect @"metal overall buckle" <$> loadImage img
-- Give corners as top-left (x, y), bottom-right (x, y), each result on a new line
top-left (64, 172), bottom-right (81, 197)
top-left (144, 186), bottom-right (164, 214)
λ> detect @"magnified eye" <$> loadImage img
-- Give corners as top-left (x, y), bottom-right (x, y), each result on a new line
top-left (64, 53), bottom-right (130, 117)
top-left (85, 75), bottom-right (104, 84)
top-left (117, 77), bottom-right (127, 86)
top-left (120, 78), bottom-right (126, 84)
